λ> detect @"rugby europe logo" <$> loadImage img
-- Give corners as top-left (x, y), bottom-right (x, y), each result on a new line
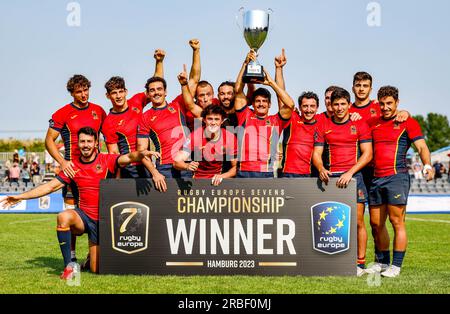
top-left (110, 202), bottom-right (150, 254)
top-left (311, 202), bottom-right (351, 255)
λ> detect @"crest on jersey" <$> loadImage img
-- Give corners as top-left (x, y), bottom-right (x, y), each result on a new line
top-left (370, 108), bottom-right (377, 117)
top-left (132, 107), bottom-right (140, 114)
top-left (393, 122), bottom-right (400, 130)
top-left (92, 111), bottom-right (99, 120)
top-left (111, 202), bottom-right (150, 254)
top-left (265, 120), bottom-right (271, 126)
top-left (350, 125), bottom-right (357, 135)
top-left (168, 106), bottom-right (176, 113)
top-left (95, 164), bottom-right (103, 173)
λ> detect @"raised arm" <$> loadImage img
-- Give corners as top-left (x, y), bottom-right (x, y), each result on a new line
top-left (262, 69), bottom-right (295, 119)
top-left (274, 48), bottom-right (287, 111)
top-left (188, 39), bottom-right (201, 96)
top-left (153, 49), bottom-right (166, 78)
top-left (178, 64), bottom-right (203, 118)
top-left (235, 50), bottom-right (256, 111)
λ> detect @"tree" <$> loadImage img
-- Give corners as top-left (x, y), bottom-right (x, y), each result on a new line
top-left (413, 113), bottom-right (450, 152)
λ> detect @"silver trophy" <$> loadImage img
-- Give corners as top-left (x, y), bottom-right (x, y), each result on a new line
top-left (237, 8), bottom-right (273, 83)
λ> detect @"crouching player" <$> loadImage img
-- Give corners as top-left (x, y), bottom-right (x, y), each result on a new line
top-left (0, 127), bottom-right (160, 279)
top-left (367, 86), bottom-right (434, 277)
top-left (173, 104), bottom-right (237, 185)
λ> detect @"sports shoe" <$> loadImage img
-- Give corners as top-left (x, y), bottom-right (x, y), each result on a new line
top-left (60, 266), bottom-right (74, 280)
top-left (357, 266), bottom-right (366, 277)
top-left (381, 265), bottom-right (401, 278)
top-left (80, 253), bottom-right (91, 272)
top-left (365, 262), bottom-right (389, 274)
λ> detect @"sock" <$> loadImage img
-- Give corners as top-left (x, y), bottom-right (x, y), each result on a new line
top-left (382, 250), bottom-right (391, 265)
top-left (374, 248), bottom-right (384, 263)
top-left (357, 258), bottom-right (366, 269)
top-left (392, 251), bottom-right (406, 268)
top-left (57, 227), bottom-right (72, 267)
top-left (71, 250), bottom-right (77, 261)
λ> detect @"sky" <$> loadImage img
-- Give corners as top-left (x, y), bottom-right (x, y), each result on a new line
top-left (1, 0), bottom-right (449, 139)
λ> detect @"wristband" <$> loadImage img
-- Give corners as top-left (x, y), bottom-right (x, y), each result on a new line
top-left (423, 164), bottom-right (432, 175)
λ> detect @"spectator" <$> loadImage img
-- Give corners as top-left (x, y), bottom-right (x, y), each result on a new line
top-left (9, 162), bottom-right (20, 183)
top-left (31, 152), bottom-right (40, 165)
top-left (18, 146), bottom-right (26, 164)
top-left (433, 160), bottom-right (445, 180)
top-left (44, 149), bottom-right (54, 172)
top-left (412, 159), bottom-right (423, 180)
top-left (31, 162), bottom-right (41, 185)
top-left (21, 162), bottom-right (31, 185)
top-left (3, 160), bottom-right (11, 182)
top-left (13, 151), bottom-right (19, 164)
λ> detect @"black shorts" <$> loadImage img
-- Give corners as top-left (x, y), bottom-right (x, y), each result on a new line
top-left (369, 173), bottom-right (410, 206)
top-left (74, 207), bottom-right (99, 245)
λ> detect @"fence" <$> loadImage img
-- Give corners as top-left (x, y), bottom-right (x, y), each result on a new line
top-left (0, 152), bottom-right (45, 163)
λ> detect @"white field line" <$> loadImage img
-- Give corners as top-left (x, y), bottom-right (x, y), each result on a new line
top-left (406, 217), bottom-right (450, 224)
top-left (8, 217), bottom-right (53, 225)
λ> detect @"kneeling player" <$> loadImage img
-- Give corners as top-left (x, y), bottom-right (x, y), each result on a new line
top-left (173, 104), bottom-right (237, 185)
top-left (368, 86), bottom-right (434, 277)
top-left (0, 127), bottom-right (159, 279)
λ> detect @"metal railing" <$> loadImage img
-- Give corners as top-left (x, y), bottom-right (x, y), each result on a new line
top-left (0, 152), bottom-right (45, 163)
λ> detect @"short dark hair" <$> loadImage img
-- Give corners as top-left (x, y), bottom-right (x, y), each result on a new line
top-left (105, 76), bottom-right (126, 93)
top-left (377, 86), bottom-right (399, 101)
top-left (67, 75), bottom-right (91, 93)
top-left (325, 85), bottom-right (340, 95)
top-left (196, 81), bottom-right (214, 96)
top-left (201, 104), bottom-right (226, 120)
top-left (353, 71), bottom-right (373, 86)
top-left (77, 127), bottom-right (98, 141)
top-left (218, 81), bottom-right (235, 92)
top-left (252, 88), bottom-right (271, 103)
top-left (330, 87), bottom-right (351, 104)
top-left (145, 76), bottom-right (167, 92)
top-left (298, 91), bottom-right (319, 107)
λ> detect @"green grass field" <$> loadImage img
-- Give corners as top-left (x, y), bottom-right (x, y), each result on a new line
top-left (0, 214), bottom-right (449, 294)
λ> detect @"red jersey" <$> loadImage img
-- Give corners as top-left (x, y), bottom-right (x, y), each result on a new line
top-left (137, 95), bottom-right (189, 165)
top-left (236, 105), bottom-right (289, 173)
top-left (182, 127), bottom-right (238, 178)
top-left (281, 112), bottom-right (317, 175)
top-left (314, 117), bottom-right (372, 173)
top-left (349, 100), bottom-right (381, 126)
top-left (57, 153), bottom-right (120, 221)
top-left (101, 93), bottom-right (148, 155)
top-left (49, 103), bottom-right (106, 161)
top-left (316, 111), bottom-right (332, 124)
top-left (372, 116), bottom-right (424, 177)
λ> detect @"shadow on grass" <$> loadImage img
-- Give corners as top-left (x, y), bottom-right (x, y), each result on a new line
top-left (27, 256), bottom-right (63, 275)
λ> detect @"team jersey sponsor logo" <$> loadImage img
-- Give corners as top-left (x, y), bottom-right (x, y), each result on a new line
top-left (150, 116), bottom-right (157, 122)
top-left (393, 122), bottom-right (400, 130)
top-left (110, 202), bottom-right (150, 254)
top-left (118, 120), bottom-right (124, 126)
top-left (311, 202), bottom-right (351, 255)
top-left (325, 130), bottom-right (333, 134)
top-left (71, 115), bottom-right (78, 120)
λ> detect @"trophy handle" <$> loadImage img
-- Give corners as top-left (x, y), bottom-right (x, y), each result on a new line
top-left (235, 7), bottom-right (245, 31)
top-left (267, 8), bottom-right (275, 32)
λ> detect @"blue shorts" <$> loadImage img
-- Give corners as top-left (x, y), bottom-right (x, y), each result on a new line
top-left (237, 171), bottom-right (274, 178)
top-left (331, 172), bottom-right (368, 204)
top-left (74, 207), bottom-right (99, 245)
top-left (361, 166), bottom-right (374, 191)
top-left (278, 172), bottom-right (310, 178)
top-left (120, 164), bottom-right (150, 178)
top-left (369, 173), bottom-right (410, 206)
top-left (156, 164), bottom-right (192, 179)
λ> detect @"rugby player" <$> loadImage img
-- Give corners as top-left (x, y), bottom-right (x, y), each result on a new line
top-left (45, 74), bottom-right (106, 264)
top-left (368, 86), bottom-right (433, 277)
top-left (0, 127), bottom-right (160, 279)
top-left (234, 50), bottom-right (295, 178)
top-left (312, 87), bottom-right (373, 276)
top-left (173, 104), bottom-right (237, 185)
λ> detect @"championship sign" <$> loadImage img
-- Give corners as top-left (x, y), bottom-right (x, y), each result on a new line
top-left (99, 178), bottom-right (357, 276)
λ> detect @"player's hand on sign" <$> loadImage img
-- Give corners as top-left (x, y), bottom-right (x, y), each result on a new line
top-left (337, 172), bottom-right (353, 188)
top-left (319, 168), bottom-right (331, 185)
top-left (274, 48), bottom-right (287, 68)
top-left (211, 174), bottom-right (224, 186)
top-left (0, 195), bottom-right (21, 209)
top-left (152, 171), bottom-right (167, 192)
top-left (395, 110), bottom-right (410, 123)
top-left (154, 49), bottom-right (166, 62)
top-left (349, 112), bottom-right (362, 121)
top-left (186, 161), bottom-right (199, 172)
top-left (61, 160), bottom-right (76, 178)
top-left (189, 38), bottom-right (200, 50)
top-left (177, 64), bottom-right (189, 86)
